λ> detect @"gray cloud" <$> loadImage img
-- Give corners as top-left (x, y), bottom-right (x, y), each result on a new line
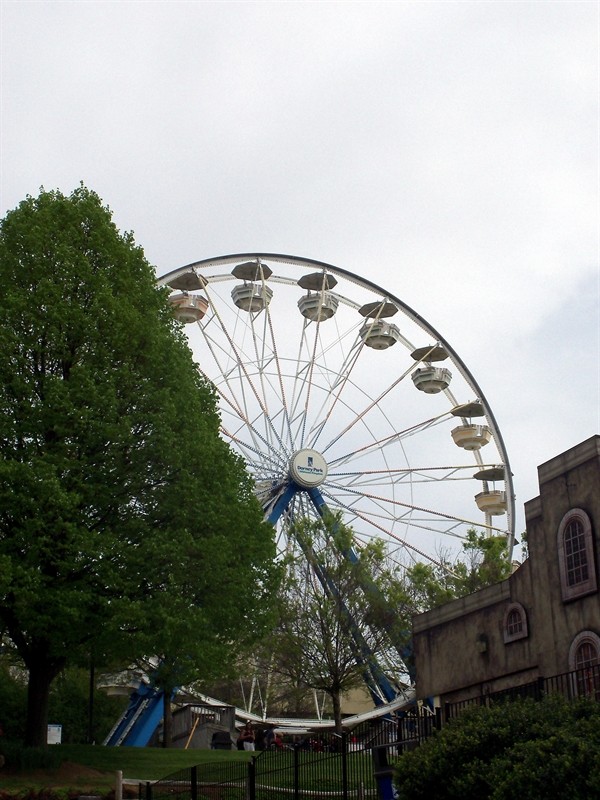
top-left (1, 0), bottom-right (597, 546)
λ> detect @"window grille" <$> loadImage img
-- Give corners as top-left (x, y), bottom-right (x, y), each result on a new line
top-left (557, 509), bottom-right (597, 601)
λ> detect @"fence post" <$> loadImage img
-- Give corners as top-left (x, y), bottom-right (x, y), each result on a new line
top-left (341, 731), bottom-right (348, 800)
top-left (536, 676), bottom-right (545, 701)
top-left (145, 782), bottom-right (152, 800)
top-left (372, 746), bottom-right (395, 800)
top-left (247, 756), bottom-right (256, 800)
top-left (115, 771), bottom-right (123, 800)
top-left (443, 701), bottom-right (451, 724)
top-left (293, 743), bottom-right (300, 800)
top-left (191, 765), bottom-right (198, 800)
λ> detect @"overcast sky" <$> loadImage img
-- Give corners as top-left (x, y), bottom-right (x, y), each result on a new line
top-left (1, 0), bottom-right (598, 542)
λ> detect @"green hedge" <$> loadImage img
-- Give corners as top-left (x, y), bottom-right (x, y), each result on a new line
top-left (0, 739), bottom-right (64, 771)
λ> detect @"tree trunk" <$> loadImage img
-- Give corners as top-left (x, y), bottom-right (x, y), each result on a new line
top-left (162, 689), bottom-right (172, 748)
top-left (332, 689), bottom-right (343, 735)
top-left (25, 659), bottom-right (61, 747)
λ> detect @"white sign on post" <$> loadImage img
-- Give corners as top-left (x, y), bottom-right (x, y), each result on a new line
top-left (47, 724), bottom-right (62, 745)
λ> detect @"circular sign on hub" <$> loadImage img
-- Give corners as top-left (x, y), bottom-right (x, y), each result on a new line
top-left (289, 449), bottom-right (328, 488)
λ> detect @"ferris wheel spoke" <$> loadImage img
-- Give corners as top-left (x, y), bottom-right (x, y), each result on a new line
top-left (322, 481), bottom-right (509, 541)
top-left (324, 478), bottom-right (496, 529)
top-left (305, 327), bottom-right (370, 451)
top-left (247, 283), bottom-right (296, 452)
top-left (326, 412), bottom-right (453, 468)
top-left (330, 465), bottom-right (478, 489)
top-left (204, 371), bottom-right (286, 468)
top-left (326, 477), bottom-right (485, 529)
top-left (324, 492), bottom-right (449, 568)
top-left (329, 461), bottom-right (506, 489)
top-left (320, 490), bottom-right (504, 573)
top-left (201, 285), bottom-right (291, 456)
top-left (286, 286), bottom-right (333, 448)
top-left (298, 306), bottom-right (377, 451)
top-left (318, 359), bottom-right (420, 458)
top-left (295, 305), bottom-right (328, 449)
top-left (221, 426), bottom-right (286, 477)
top-left (262, 296), bottom-right (296, 449)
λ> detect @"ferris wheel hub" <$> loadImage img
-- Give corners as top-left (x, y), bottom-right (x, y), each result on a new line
top-left (289, 449), bottom-right (328, 488)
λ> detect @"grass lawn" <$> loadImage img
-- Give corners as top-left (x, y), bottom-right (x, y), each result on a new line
top-left (0, 746), bottom-right (377, 797)
top-left (0, 745), bottom-right (252, 795)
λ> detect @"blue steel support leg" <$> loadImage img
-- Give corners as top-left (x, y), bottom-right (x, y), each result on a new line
top-left (264, 482), bottom-right (409, 705)
top-left (302, 488), bottom-right (398, 704)
top-left (308, 487), bottom-right (416, 685)
top-left (266, 483), bottom-right (300, 525)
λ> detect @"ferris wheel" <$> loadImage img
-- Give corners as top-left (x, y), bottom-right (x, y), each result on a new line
top-left (157, 253), bottom-right (515, 706)
top-left (159, 253), bottom-right (514, 568)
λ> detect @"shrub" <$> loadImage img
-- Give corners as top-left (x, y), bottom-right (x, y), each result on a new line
top-left (0, 740), bottom-right (64, 771)
top-left (394, 695), bottom-right (600, 800)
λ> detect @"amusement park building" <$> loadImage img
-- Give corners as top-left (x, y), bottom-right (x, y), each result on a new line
top-left (412, 435), bottom-right (600, 706)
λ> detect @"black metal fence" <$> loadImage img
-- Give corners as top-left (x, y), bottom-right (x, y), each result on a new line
top-left (142, 667), bottom-right (599, 800)
top-left (252, 740), bottom-right (372, 800)
top-left (144, 723), bottom-right (427, 800)
top-left (149, 760), bottom-right (248, 800)
top-left (544, 663), bottom-right (600, 701)
top-left (444, 664), bottom-right (600, 720)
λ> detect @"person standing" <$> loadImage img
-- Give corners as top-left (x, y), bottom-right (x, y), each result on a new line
top-left (239, 722), bottom-right (256, 751)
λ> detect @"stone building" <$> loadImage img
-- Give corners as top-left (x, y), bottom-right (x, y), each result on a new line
top-left (412, 435), bottom-right (600, 706)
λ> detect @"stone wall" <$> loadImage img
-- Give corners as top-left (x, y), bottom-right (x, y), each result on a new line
top-left (412, 435), bottom-right (600, 705)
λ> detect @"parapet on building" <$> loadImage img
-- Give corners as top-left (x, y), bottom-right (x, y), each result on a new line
top-left (413, 435), bottom-right (600, 706)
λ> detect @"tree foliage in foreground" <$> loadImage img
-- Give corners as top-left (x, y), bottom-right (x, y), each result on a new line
top-left (0, 186), bottom-right (279, 746)
top-left (395, 695), bottom-right (600, 800)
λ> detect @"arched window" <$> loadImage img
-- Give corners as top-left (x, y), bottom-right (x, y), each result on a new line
top-left (565, 517), bottom-right (588, 585)
top-left (503, 602), bottom-right (528, 643)
top-left (569, 632), bottom-right (600, 699)
top-left (557, 509), bottom-right (597, 601)
top-left (575, 640), bottom-right (598, 669)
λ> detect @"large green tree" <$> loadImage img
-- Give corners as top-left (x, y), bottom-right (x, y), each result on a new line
top-left (0, 186), bottom-right (279, 746)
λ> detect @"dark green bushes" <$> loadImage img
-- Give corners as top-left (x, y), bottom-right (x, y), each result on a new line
top-left (0, 740), bottom-right (64, 771)
top-left (395, 695), bottom-right (600, 799)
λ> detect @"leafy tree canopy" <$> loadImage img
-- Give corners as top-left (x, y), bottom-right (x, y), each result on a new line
top-left (0, 186), bottom-right (279, 745)
top-left (402, 529), bottom-right (513, 612)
